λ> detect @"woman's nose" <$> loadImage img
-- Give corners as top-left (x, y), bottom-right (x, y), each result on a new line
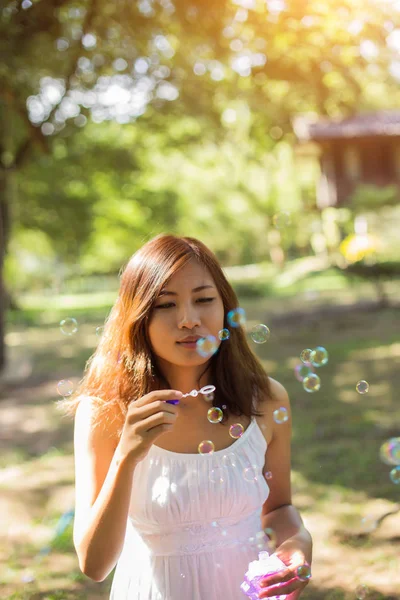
top-left (177, 306), bottom-right (201, 329)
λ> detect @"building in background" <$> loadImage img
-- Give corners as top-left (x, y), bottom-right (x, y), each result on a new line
top-left (293, 110), bottom-right (400, 208)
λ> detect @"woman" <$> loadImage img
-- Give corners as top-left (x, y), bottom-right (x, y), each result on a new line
top-left (59, 234), bottom-right (313, 599)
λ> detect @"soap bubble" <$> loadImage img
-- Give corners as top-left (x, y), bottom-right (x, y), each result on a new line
top-left (303, 373), bottom-right (321, 393)
top-left (390, 466), bottom-right (400, 484)
top-left (196, 335), bottom-right (219, 358)
top-left (355, 584), bottom-right (369, 599)
top-left (247, 533), bottom-right (259, 551)
top-left (300, 348), bottom-right (313, 363)
top-left (21, 573), bottom-right (35, 583)
top-left (60, 317), bottom-right (78, 336)
top-left (207, 407), bottom-right (223, 423)
top-left (380, 438), bottom-right (400, 465)
top-left (310, 346), bottom-right (328, 367)
top-left (254, 531), bottom-right (268, 550)
top-left (296, 563), bottom-right (312, 581)
top-left (263, 527), bottom-right (277, 550)
top-left (273, 407), bottom-right (289, 424)
top-left (264, 471), bottom-right (273, 480)
top-left (229, 423), bottom-right (244, 439)
top-left (56, 380), bottom-right (74, 397)
top-left (294, 363), bottom-right (315, 382)
top-left (272, 211), bottom-right (291, 229)
top-left (243, 465), bottom-right (258, 482)
top-left (222, 452), bottom-right (237, 468)
top-left (198, 440), bottom-right (215, 455)
top-left (356, 380), bottom-right (369, 394)
top-left (204, 393), bottom-right (214, 402)
top-left (209, 467), bottom-right (226, 484)
top-left (359, 516), bottom-right (378, 534)
top-left (218, 328), bottom-right (230, 340)
top-left (227, 307), bottom-right (246, 328)
top-left (95, 326), bottom-right (104, 337)
top-left (250, 324), bottom-right (270, 344)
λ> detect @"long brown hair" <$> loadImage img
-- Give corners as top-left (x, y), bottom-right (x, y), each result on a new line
top-left (57, 234), bottom-right (271, 434)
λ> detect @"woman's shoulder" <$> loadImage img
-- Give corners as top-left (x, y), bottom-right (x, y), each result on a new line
top-left (268, 377), bottom-right (289, 402)
top-left (75, 394), bottom-right (125, 441)
top-left (256, 377), bottom-right (290, 409)
top-left (254, 378), bottom-right (290, 446)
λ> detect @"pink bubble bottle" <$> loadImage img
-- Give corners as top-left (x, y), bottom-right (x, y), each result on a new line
top-left (240, 551), bottom-right (287, 600)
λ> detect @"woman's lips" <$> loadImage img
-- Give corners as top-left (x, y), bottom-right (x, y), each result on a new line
top-left (177, 341), bottom-right (198, 349)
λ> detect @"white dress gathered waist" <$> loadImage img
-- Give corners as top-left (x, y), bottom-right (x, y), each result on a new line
top-left (134, 508), bottom-right (262, 557)
top-left (110, 417), bottom-right (270, 600)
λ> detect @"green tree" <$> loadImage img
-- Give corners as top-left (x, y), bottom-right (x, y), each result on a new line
top-left (337, 184), bottom-right (400, 306)
top-left (1, 0), bottom-right (400, 369)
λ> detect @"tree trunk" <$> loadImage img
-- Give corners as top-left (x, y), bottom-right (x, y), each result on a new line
top-left (0, 168), bottom-right (10, 372)
top-left (374, 278), bottom-right (389, 309)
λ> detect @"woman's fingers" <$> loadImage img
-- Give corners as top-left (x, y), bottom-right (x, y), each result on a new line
top-left (260, 567), bottom-right (294, 587)
top-left (258, 576), bottom-right (302, 598)
top-left (134, 389), bottom-right (183, 408)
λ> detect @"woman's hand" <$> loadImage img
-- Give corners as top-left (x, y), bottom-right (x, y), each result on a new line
top-left (116, 389), bottom-right (183, 466)
top-left (257, 539), bottom-right (312, 599)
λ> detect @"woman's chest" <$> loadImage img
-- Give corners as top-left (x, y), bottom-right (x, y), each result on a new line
top-left (153, 411), bottom-right (271, 454)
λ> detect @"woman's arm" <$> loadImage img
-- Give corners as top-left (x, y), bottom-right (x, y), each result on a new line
top-left (257, 379), bottom-right (313, 598)
top-left (261, 504), bottom-right (313, 565)
top-left (75, 447), bottom-right (138, 582)
top-left (73, 398), bottom-right (137, 582)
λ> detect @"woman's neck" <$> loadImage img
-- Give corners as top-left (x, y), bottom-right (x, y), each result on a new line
top-left (156, 360), bottom-right (213, 396)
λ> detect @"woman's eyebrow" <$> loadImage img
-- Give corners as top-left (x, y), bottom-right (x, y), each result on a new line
top-left (159, 285), bottom-right (215, 297)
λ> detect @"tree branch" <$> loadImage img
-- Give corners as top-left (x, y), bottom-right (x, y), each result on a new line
top-left (45, 0), bottom-right (100, 126)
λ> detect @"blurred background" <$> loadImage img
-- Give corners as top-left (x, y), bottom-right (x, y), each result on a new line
top-left (1, 0), bottom-right (400, 598)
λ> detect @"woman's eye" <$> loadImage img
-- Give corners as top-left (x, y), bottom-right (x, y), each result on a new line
top-left (155, 298), bottom-right (215, 309)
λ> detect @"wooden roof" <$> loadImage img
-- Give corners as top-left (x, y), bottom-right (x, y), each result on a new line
top-left (293, 110), bottom-right (400, 142)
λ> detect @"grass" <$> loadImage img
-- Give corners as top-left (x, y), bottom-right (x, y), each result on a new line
top-left (1, 272), bottom-right (400, 599)
top-left (9, 256), bottom-right (400, 327)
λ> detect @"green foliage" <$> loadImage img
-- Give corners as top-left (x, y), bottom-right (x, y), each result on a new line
top-left (231, 279), bottom-right (273, 298)
top-left (5, 229), bottom-right (56, 293)
top-left (2, 0), bottom-right (400, 292)
top-left (342, 261), bottom-right (400, 280)
top-left (50, 522), bottom-right (75, 553)
top-left (349, 184), bottom-right (400, 213)
top-left (7, 125), bottom-right (319, 290)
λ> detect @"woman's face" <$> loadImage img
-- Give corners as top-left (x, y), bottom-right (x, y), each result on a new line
top-left (148, 260), bottom-right (225, 368)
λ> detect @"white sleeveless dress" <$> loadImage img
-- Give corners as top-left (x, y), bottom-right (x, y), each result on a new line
top-left (109, 417), bottom-right (270, 600)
